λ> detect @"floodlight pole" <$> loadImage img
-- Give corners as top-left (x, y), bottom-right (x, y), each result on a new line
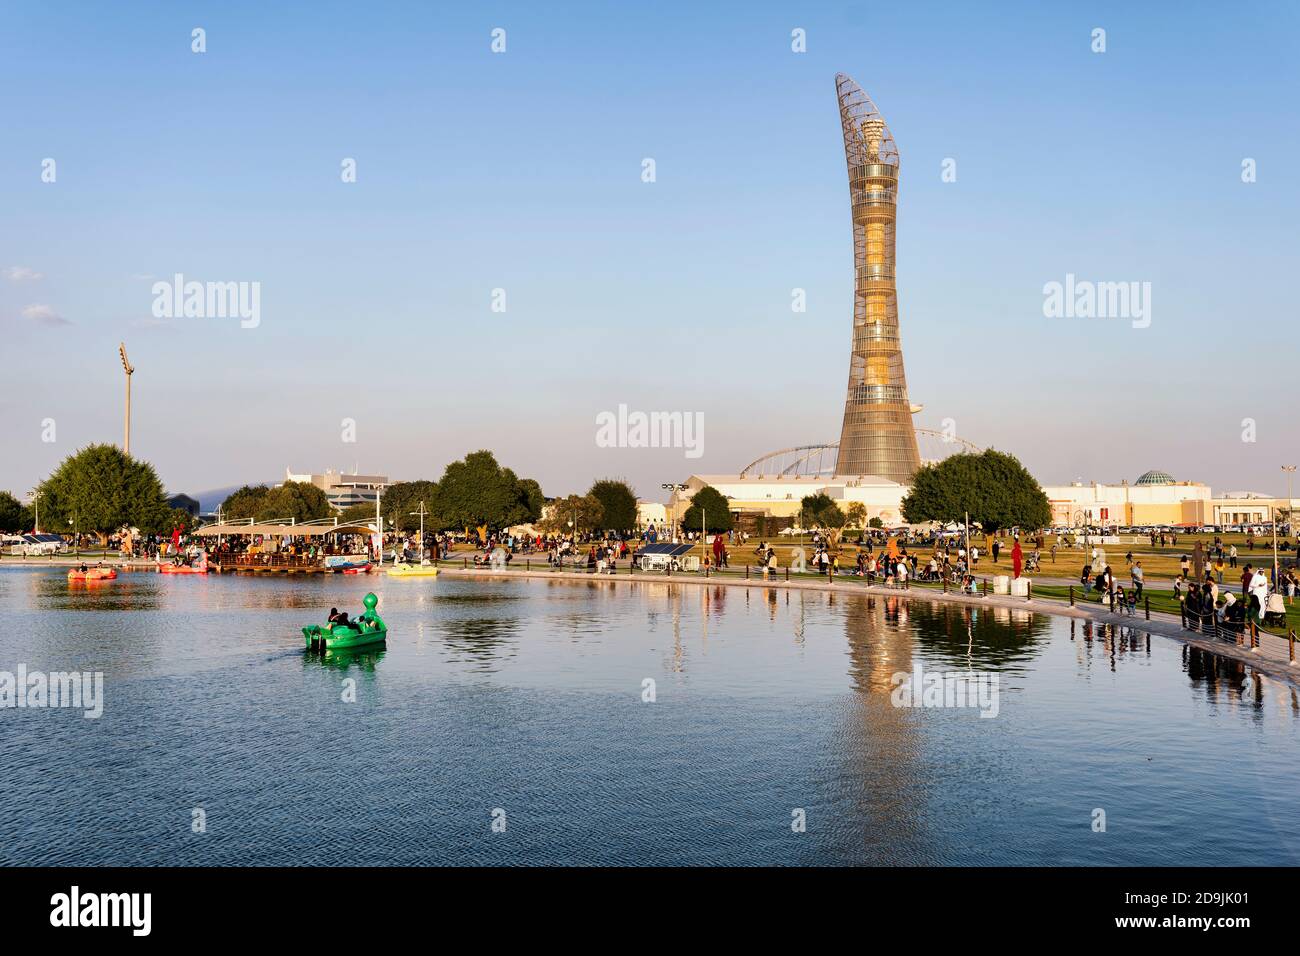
top-left (118, 343), bottom-right (134, 456)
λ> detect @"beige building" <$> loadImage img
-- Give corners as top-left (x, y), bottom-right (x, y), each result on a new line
top-left (1041, 471), bottom-right (1293, 529)
top-left (668, 474), bottom-right (907, 531)
top-left (636, 500), bottom-right (668, 531)
top-left (1042, 471), bottom-right (1211, 528)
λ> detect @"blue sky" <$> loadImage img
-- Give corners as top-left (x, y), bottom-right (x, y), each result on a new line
top-left (2, 1), bottom-right (1297, 502)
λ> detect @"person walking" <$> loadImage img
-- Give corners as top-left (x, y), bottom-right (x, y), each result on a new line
top-left (1248, 566), bottom-right (1269, 621)
top-left (1130, 561), bottom-right (1144, 601)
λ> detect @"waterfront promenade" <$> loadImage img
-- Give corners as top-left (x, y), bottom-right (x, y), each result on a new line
top-left (432, 563), bottom-right (1300, 689)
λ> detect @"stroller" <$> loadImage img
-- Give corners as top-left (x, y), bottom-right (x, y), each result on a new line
top-left (1264, 593), bottom-right (1287, 628)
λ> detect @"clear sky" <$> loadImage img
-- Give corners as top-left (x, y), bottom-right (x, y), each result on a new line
top-left (2, 1), bottom-right (1297, 504)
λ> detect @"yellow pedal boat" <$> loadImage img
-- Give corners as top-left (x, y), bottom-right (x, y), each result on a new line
top-left (385, 563), bottom-right (440, 577)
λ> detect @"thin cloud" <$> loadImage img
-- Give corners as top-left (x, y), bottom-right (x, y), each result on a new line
top-left (4, 266), bottom-right (43, 281)
top-left (22, 303), bottom-right (71, 326)
top-left (131, 315), bottom-right (173, 328)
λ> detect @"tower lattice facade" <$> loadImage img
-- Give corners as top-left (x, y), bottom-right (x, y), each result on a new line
top-left (832, 73), bottom-right (921, 483)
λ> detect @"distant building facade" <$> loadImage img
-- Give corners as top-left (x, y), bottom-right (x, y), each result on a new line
top-left (636, 500), bottom-right (668, 532)
top-left (282, 468), bottom-right (390, 511)
top-left (1042, 470), bottom-right (1293, 528)
top-left (166, 493), bottom-right (201, 518)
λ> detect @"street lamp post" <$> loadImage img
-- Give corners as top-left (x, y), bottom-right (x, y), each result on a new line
top-left (410, 502), bottom-right (428, 562)
top-left (1283, 465), bottom-right (1296, 538)
top-left (374, 485), bottom-right (383, 567)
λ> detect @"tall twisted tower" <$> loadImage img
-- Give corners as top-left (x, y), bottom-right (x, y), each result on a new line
top-left (832, 73), bottom-right (921, 483)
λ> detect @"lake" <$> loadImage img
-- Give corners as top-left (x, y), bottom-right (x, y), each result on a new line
top-left (1, 568), bottom-right (1297, 865)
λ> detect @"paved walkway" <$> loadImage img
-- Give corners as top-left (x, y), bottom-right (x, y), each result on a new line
top-left (438, 565), bottom-right (1300, 689)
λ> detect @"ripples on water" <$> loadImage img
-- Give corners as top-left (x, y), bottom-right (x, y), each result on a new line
top-left (0, 568), bottom-right (1296, 866)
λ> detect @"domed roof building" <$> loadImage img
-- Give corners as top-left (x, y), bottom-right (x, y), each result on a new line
top-left (1135, 469), bottom-right (1175, 486)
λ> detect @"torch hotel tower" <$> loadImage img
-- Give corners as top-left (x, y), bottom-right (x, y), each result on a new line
top-left (832, 73), bottom-right (923, 484)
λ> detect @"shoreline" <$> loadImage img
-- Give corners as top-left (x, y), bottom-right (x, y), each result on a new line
top-left (435, 565), bottom-right (1300, 689)
top-left (7, 555), bottom-right (1296, 688)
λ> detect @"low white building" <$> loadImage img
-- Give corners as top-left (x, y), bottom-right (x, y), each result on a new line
top-left (282, 467), bottom-right (391, 511)
top-left (668, 474), bottom-right (907, 530)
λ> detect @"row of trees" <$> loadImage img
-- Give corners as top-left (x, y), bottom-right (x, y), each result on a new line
top-left (220, 451), bottom-right (549, 533)
top-left (0, 492), bottom-right (32, 532)
top-left (1, 444), bottom-right (185, 539)
top-left (2, 444), bottom-right (1051, 543)
top-left (675, 449), bottom-right (1050, 538)
top-left (540, 479), bottom-right (639, 535)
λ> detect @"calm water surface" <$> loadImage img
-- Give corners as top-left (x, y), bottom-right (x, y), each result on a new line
top-left (1, 568), bottom-right (1297, 865)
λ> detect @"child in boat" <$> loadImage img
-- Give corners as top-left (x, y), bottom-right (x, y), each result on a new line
top-left (327, 608), bottom-right (351, 629)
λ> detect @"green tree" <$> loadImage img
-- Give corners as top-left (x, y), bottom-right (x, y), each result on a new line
top-left (221, 484), bottom-right (271, 522)
top-left (380, 480), bottom-right (439, 532)
top-left (800, 492), bottom-right (845, 530)
top-left (0, 491), bottom-right (25, 532)
top-left (541, 494), bottom-right (604, 534)
top-left (433, 451), bottom-right (543, 530)
top-left (901, 449), bottom-right (1050, 535)
top-left (167, 507), bottom-right (198, 534)
top-left (337, 503), bottom-right (379, 525)
top-left (516, 478), bottom-right (545, 525)
top-left (36, 444), bottom-right (171, 539)
top-left (255, 481), bottom-right (333, 523)
top-left (588, 478), bottom-right (638, 531)
top-left (844, 502), bottom-right (868, 530)
top-left (681, 486), bottom-right (733, 533)
top-left (868, 516), bottom-right (884, 529)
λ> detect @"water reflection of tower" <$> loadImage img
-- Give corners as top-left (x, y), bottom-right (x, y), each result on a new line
top-left (836, 593), bottom-right (927, 856)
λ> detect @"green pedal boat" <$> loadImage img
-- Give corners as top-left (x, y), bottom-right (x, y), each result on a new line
top-left (303, 592), bottom-right (387, 651)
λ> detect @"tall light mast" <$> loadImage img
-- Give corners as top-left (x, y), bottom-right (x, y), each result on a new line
top-left (118, 343), bottom-right (134, 456)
